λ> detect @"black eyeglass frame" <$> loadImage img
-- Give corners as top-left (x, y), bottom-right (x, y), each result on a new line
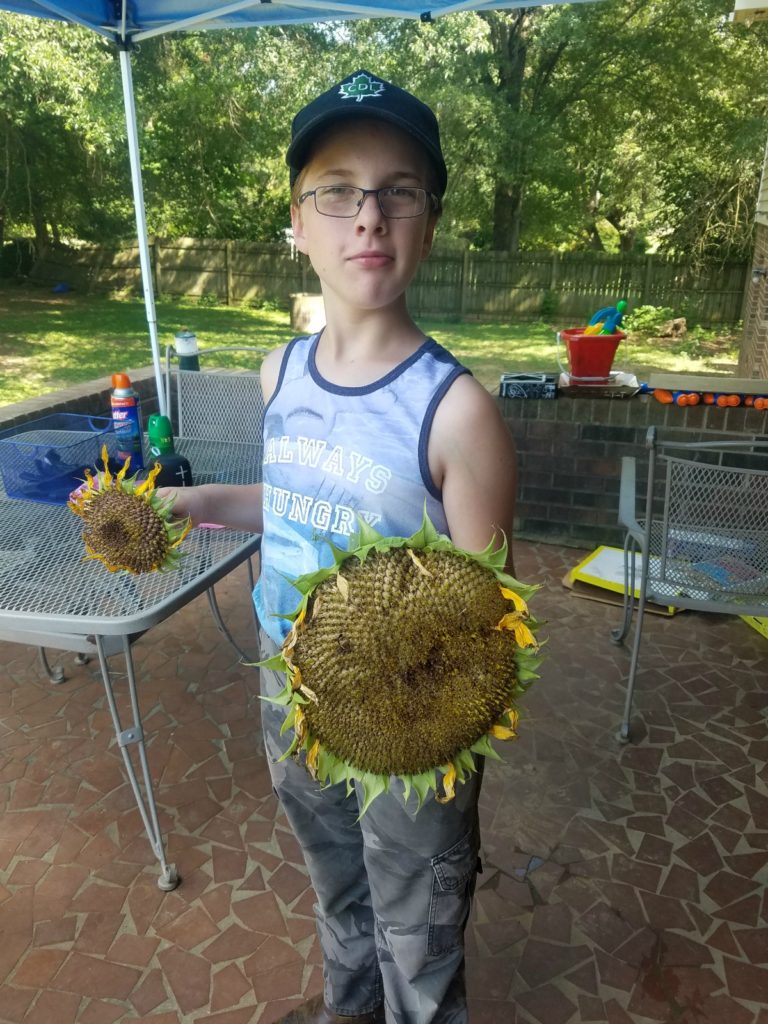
top-left (298, 185), bottom-right (441, 219)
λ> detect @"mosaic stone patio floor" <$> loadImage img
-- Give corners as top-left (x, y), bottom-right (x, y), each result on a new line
top-left (0, 539), bottom-right (767, 1024)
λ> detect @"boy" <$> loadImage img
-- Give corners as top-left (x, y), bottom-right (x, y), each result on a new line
top-left (168, 70), bottom-right (517, 1023)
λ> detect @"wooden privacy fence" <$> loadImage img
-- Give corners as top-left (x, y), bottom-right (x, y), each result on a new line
top-left (412, 250), bottom-right (748, 324)
top-left (30, 238), bottom-right (749, 325)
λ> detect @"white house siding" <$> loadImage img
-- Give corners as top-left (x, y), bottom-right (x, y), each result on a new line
top-left (740, 140), bottom-right (768, 379)
top-left (758, 138), bottom-right (768, 228)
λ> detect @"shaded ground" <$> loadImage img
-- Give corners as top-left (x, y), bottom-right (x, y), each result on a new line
top-left (1, 540), bottom-right (767, 1023)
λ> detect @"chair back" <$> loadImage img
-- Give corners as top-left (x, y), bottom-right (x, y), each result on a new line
top-left (165, 346), bottom-right (267, 444)
top-left (642, 428), bottom-right (768, 609)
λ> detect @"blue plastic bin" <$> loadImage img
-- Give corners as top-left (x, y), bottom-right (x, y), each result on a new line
top-left (0, 413), bottom-right (115, 504)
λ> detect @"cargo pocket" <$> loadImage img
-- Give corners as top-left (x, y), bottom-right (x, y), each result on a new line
top-left (427, 831), bottom-right (479, 957)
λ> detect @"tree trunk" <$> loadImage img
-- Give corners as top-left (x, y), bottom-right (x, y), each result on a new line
top-left (31, 204), bottom-right (50, 259)
top-left (586, 223), bottom-right (605, 251)
top-left (492, 181), bottom-right (523, 252)
top-left (605, 208), bottom-right (638, 255)
top-left (618, 230), bottom-right (637, 254)
top-left (483, 11), bottom-right (529, 253)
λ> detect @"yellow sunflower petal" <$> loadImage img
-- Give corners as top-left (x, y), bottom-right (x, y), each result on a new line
top-left (490, 722), bottom-right (517, 740)
top-left (100, 446), bottom-right (113, 486)
top-left (283, 608), bottom-right (307, 654)
top-left (290, 665), bottom-right (303, 690)
top-left (165, 516), bottom-right (192, 548)
top-left (294, 704), bottom-right (306, 743)
top-left (436, 762), bottom-right (457, 804)
top-left (407, 548), bottom-right (433, 577)
top-left (68, 492), bottom-right (87, 515)
top-left (503, 708), bottom-right (520, 731)
top-left (495, 611), bottom-right (522, 632)
top-left (513, 621), bottom-right (538, 649)
top-left (134, 462), bottom-right (162, 496)
top-left (168, 517), bottom-right (193, 549)
top-left (299, 683), bottom-right (319, 704)
top-left (307, 738), bottom-right (320, 778)
top-left (83, 540), bottom-right (136, 574)
top-left (500, 586), bottom-right (528, 613)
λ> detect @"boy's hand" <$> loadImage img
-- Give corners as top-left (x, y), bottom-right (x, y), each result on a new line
top-left (157, 486), bottom-right (204, 526)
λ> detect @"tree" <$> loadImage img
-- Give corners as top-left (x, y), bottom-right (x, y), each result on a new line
top-left (0, 15), bottom-right (123, 252)
top-left (0, 2), bottom-right (766, 262)
top-left (132, 27), bottom-right (339, 240)
top-left (560, 0), bottom-right (768, 262)
top-left (340, 1), bottom-right (768, 258)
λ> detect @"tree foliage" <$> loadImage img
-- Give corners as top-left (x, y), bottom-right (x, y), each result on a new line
top-left (132, 27), bottom-right (339, 240)
top-left (0, 1), bottom-right (766, 260)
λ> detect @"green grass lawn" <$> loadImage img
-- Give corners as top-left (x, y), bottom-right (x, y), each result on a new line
top-left (427, 320), bottom-right (740, 391)
top-left (0, 284), bottom-right (740, 406)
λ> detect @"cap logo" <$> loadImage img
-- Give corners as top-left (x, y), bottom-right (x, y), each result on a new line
top-left (339, 72), bottom-right (385, 103)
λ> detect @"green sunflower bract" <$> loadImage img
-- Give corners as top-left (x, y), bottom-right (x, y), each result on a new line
top-left (261, 512), bottom-right (543, 815)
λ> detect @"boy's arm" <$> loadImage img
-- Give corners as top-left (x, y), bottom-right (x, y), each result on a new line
top-left (429, 375), bottom-right (518, 575)
top-left (168, 482), bottom-right (264, 533)
top-left (160, 344), bottom-right (287, 532)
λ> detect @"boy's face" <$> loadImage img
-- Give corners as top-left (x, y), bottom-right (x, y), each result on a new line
top-left (291, 119), bottom-right (438, 315)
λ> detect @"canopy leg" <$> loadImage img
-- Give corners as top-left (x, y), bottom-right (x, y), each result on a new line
top-left (118, 44), bottom-right (166, 417)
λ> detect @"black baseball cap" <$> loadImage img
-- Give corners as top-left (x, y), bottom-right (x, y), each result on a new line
top-left (286, 69), bottom-right (447, 197)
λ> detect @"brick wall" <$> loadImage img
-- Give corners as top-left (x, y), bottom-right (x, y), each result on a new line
top-left (739, 222), bottom-right (768, 379)
top-left (502, 393), bottom-right (768, 549)
top-left (3, 373), bottom-right (767, 550)
top-left (0, 367), bottom-right (161, 433)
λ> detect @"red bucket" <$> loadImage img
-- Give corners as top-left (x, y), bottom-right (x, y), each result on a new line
top-left (561, 328), bottom-right (625, 383)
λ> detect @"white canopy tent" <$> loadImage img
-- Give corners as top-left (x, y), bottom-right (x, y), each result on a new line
top-left (0, 0), bottom-right (599, 413)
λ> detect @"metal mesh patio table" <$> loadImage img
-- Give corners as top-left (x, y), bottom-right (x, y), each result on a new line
top-left (0, 435), bottom-right (262, 890)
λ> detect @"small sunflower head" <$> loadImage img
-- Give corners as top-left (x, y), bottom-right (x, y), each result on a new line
top-left (68, 445), bottom-right (191, 574)
top-left (261, 512), bottom-right (543, 815)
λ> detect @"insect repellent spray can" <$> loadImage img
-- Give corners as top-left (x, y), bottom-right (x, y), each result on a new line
top-left (147, 414), bottom-right (194, 488)
top-left (110, 372), bottom-right (144, 470)
top-left (174, 329), bottom-right (200, 371)
top-left (147, 414), bottom-right (174, 458)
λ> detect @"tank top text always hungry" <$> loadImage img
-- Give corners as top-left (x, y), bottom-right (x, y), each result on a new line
top-left (253, 333), bottom-right (470, 645)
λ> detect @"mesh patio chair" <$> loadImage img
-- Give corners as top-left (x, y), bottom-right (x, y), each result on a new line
top-left (611, 426), bottom-right (768, 742)
top-left (165, 344), bottom-right (268, 445)
top-left (164, 345), bottom-right (269, 660)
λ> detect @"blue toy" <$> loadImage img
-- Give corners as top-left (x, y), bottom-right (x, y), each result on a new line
top-left (584, 299), bottom-right (627, 335)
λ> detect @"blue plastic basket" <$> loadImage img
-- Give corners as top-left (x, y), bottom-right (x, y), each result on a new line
top-left (0, 413), bottom-right (116, 504)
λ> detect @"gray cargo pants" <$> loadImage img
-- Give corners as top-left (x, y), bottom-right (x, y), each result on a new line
top-left (259, 631), bottom-right (482, 1024)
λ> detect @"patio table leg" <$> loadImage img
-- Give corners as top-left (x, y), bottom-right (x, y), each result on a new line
top-left (205, 554), bottom-right (258, 663)
top-left (38, 646), bottom-right (65, 684)
top-left (37, 647), bottom-right (91, 685)
top-left (95, 634), bottom-right (180, 892)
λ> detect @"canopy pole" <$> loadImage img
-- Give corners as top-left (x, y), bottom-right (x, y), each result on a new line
top-left (118, 45), bottom-right (167, 418)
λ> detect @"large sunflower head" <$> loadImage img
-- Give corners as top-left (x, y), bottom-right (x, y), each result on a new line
top-left (261, 513), bottom-right (543, 814)
top-left (68, 445), bottom-right (191, 574)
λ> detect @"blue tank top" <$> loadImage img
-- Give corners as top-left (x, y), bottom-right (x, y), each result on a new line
top-left (254, 332), bottom-right (470, 645)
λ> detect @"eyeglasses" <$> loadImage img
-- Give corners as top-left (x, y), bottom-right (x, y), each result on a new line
top-left (298, 185), bottom-right (440, 219)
